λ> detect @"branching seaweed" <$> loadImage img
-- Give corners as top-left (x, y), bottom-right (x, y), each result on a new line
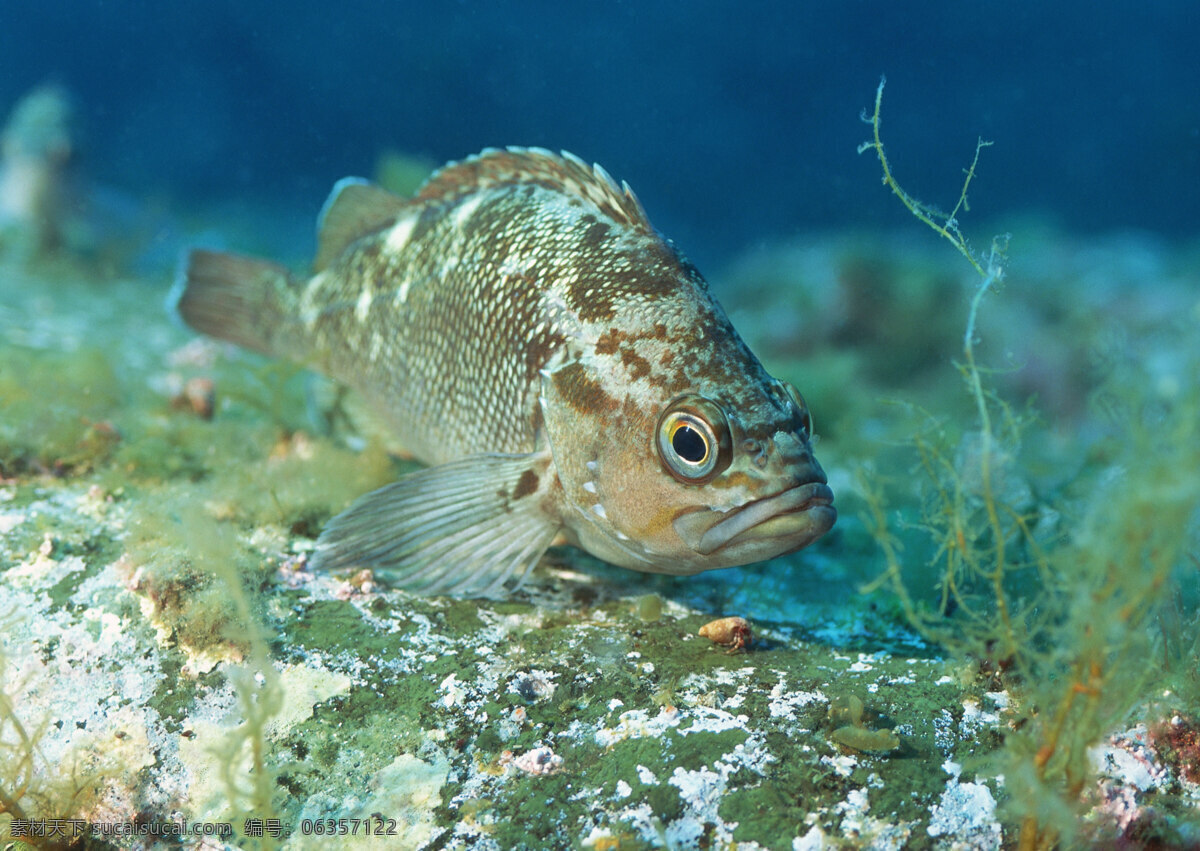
top-left (209, 589), bottom-right (285, 851)
top-left (0, 608), bottom-right (40, 844)
top-left (858, 77), bottom-right (1200, 848)
top-left (0, 607), bottom-right (96, 851)
top-left (858, 76), bottom-right (1029, 664)
top-left (127, 501), bottom-right (287, 849)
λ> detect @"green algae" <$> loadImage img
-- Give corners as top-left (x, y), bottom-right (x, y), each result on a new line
top-left (289, 598), bottom-right (398, 655)
top-left (0, 345), bottom-right (123, 478)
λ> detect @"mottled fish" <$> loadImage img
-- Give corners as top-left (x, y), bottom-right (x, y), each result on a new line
top-left (176, 148), bottom-right (835, 596)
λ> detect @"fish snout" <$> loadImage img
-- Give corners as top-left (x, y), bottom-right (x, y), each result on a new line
top-left (671, 460), bottom-right (836, 563)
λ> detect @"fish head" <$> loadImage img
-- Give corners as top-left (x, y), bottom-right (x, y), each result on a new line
top-left (541, 357), bottom-right (836, 575)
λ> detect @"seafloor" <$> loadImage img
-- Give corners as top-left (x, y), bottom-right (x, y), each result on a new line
top-left (1, 218), bottom-right (1198, 850)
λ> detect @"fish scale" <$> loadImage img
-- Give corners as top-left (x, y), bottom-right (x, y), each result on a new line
top-left (176, 147), bottom-right (835, 596)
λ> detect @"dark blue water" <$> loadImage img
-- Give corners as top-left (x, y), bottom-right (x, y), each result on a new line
top-left (3, 1), bottom-right (1196, 268)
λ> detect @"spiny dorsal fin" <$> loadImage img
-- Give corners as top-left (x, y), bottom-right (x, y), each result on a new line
top-left (415, 147), bottom-right (654, 234)
top-left (314, 177), bottom-right (409, 272)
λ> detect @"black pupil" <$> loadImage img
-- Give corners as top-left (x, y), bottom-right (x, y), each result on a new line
top-left (672, 425), bottom-right (708, 463)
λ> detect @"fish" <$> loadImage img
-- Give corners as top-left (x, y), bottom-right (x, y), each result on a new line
top-left (0, 84), bottom-right (75, 255)
top-left (175, 147), bottom-right (835, 597)
top-left (0, 84), bottom-right (157, 267)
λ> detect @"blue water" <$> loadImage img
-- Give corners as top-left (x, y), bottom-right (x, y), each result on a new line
top-left (2, 1), bottom-right (1197, 269)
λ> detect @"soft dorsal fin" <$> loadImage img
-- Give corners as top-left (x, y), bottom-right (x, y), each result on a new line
top-left (314, 177), bottom-right (409, 271)
top-left (415, 147), bottom-right (654, 235)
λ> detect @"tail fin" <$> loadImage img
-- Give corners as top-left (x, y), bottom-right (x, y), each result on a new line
top-left (174, 249), bottom-right (294, 356)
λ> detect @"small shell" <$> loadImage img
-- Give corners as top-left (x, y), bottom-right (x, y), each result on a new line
top-left (170, 376), bottom-right (216, 419)
top-left (698, 616), bottom-right (751, 652)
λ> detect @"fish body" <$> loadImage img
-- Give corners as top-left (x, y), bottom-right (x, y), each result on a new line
top-left (177, 148), bottom-right (835, 596)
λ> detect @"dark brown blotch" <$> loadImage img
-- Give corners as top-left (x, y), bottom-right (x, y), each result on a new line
top-left (620, 347), bottom-right (652, 380)
top-left (552, 361), bottom-right (618, 414)
top-left (581, 216), bottom-right (611, 248)
top-left (512, 469), bottom-right (540, 500)
top-left (595, 329), bottom-right (624, 356)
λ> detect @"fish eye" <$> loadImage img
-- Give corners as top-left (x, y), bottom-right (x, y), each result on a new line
top-left (656, 396), bottom-right (732, 483)
top-left (778, 381), bottom-right (813, 439)
top-left (671, 422), bottom-right (708, 463)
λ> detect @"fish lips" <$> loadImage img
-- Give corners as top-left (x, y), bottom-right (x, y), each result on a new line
top-left (673, 480), bottom-right (836, 560)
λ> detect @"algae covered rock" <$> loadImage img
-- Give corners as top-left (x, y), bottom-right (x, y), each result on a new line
top-left (3, 225), bottom-right (1199, 849)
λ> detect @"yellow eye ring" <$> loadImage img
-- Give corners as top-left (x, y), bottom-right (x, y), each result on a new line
top-left (656, 396), bottom-right (732, 483)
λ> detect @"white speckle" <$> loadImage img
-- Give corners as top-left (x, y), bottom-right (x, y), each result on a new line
top-left (793, 826), bottom-right (828, 850)
top-left (927, 776), bottom-right (1001, 848)
top-left (682, 706), bottom-right (749, 736)
top-left (1091, 737), bottom-right (1162, 791)
top-left (302, 272), bottom-right (327, 302)
top-left (591, 504), bottom-right (607, 519)
top-left (835, 787), bottom-right (871, 835)
top-left (961, 698), bottom-right (999, 731)
top-left (935, 675), bottom-right (954, 685)
top-left (508, 746), bottom-right (563, 776)
top-left (300, 272), bottom-right (329, 327)
top-left (595, 707), bottom-right (681, 747)
top-left (385, 216), bottom-right (415, 252)
top-left (636, 764), bottom-right (659, 785)
top-left (614, 780), bottom-right (632, 799)
top-left (985, 690), bottom-right (1011, 710)
top-left (507, 669), bottom-right (557, 702)
top-left (585, 460), bottom-right (598, 472)
top-left (452, 194), bottom-right (483, 227)
top-left (608, 698), bottom-right (624, 712)
top-left (848, 653), bottom-right (877, 672)
top-left (438, 673), bottom-right (464, 708)
top-left (668, 765), bottom-right (723, 814)
top-left (354, 287), bottom-right (373, 322)
top-left (820, 753), bottom-right (858, 777)
top-left (582, 481), bottom-right (597, 494)
top-left (767, 680), bottom-right (823, 721)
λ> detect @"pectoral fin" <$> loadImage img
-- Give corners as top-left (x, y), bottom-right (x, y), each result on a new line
top-left (311, 452), bottom-right (560, 598)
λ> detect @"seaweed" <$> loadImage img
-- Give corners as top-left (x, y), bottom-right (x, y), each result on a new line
top-left (206, 584), bottom-right (286, 851)
top-left (0, 606), bottom-right (108, 851)
top-left (120, 490), bottom-right (289, 846)
top-left (857, 78), bottom-right (1200, 847)
top-left (0, 608), bottom-right (43, 846)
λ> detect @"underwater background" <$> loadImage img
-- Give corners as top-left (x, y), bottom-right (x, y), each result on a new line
top-left (3, 2), bottom-right (1200, 264)
top-left (1, 3), bottom-right (1198, 850)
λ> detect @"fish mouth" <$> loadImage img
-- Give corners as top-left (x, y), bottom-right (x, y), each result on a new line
top-left (673, 481), bottom-right (836, 558)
